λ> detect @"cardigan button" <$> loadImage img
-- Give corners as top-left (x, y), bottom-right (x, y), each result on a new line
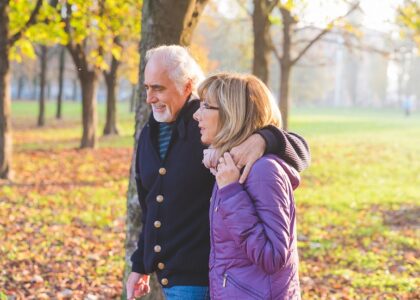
top-left (154, 245), bottom-right (161, 253)
top-left (161, 278), bottom-right (168, 286)
top-left (157, 262), bottom-right (165, 270)
top-left (156, 195), bottom-right (164, 203)
top-left (158, 167), bottom-right (167, 175)
top-left (154, 220), bottom-right (162, 228)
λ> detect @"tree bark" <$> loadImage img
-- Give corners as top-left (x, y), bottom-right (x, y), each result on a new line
top-left (279, 63), bottom-right (291, 131)
top-left (252, 0), bottom-right (275, 84)
top-left (278, 7), bottom-right (293, 131)
top-left (66, 43), bottom-right (98, 148)
top-left (56, 45), bottom-right (65, 119)
top-left (0, 0), bottom-right (12, 179)
top-left (79, 70), bottom-right (98, 148)
top-left (123, 1), bottom-right (210, 299)
top-left (129, 83), bottom-right (136, 113)
top-left (103, 48), bottom-right (120, 135)
top-left (38, 45), bottom-right (47, 127)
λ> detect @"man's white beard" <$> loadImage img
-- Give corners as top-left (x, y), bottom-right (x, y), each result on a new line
top-left (152, 106), bottom-right (172, 122)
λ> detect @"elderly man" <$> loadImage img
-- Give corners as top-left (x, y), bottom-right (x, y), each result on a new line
top-left (126, 45), bottom-right (310, 300)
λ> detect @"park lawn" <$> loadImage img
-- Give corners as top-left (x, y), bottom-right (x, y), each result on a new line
top-left (294, 107), bottom-right (420, 299)
top-left (1, 101), bottom-right (419, 299)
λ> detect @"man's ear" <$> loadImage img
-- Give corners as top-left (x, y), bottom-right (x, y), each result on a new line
top-left (184, 79), bottom-right (193, 96)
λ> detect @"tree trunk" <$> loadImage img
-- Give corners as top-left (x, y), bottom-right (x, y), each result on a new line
top-left (123, 1), bottom-right (210, 299)
top-left (279, 63), bottom-right (291, 131)
top-left (79, 71), bottom-right (98, 148)
top-left (67, 41), bottom-right (98, 149)
top-left (17, 75), bottom-right (24, 99)
top-left (129, 84), bottom-right (136, 113)
top-left (252, 0), bottom-right (272, 84)
top-left (32, 77), bottom-right (38, 101)
top-left (0, 1), bottom-right (12, 179)
top-left (56, 46), bottom-right (65, 119)
top-left (38, 45), bottom-right (47, 127)
top-left (103, 55), bottom-right (120, 135)
top-left (278, 7), bottom-right (293, 131)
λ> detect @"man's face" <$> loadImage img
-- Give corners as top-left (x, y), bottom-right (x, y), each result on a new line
top-left (144, 56), bottom-right (191, 122)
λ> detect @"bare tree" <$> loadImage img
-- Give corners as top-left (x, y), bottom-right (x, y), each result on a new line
top-left (271, 2), bottom-right (360, 129)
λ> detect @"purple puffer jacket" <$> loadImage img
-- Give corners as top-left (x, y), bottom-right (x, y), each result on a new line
top-left (209, 154), bottom-right (301, 300)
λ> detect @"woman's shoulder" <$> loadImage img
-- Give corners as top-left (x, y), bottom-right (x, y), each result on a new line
top-left (247, 154), bottom-right (300, 189)
top-left (249, 154), bottom-right (283, 175)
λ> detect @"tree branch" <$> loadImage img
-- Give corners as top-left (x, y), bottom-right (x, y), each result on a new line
top-left (271, 43), bottom-right (282, 62)
top-left (0, 1), bottom-right (10, 12)
top-left (235, 0), bottom-right (252, 17)
top-left (8, 0), bottom-right (43, 46)
top-left (290, 1), bottom-right (360, 66)
top-left (267, 0), bottom-right (280, 13)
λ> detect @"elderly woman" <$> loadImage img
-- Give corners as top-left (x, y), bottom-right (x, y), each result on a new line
top-left (193, 73), bottom-right (301, 300)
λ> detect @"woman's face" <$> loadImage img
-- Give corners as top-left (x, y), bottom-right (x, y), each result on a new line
top-left (193, 96), bottom-right (220, 145)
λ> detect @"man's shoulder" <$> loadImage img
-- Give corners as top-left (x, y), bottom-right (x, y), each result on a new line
top-left (137, 121), bottom-right (152, 144)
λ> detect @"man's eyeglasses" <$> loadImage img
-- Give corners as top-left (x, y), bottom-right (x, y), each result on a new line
top-left (200, 101), bottom-right (219, 111)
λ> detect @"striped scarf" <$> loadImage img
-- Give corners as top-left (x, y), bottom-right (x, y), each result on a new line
top-left (158, 122), bottom-right (173, 159)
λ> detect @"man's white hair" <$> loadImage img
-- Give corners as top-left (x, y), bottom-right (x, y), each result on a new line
top-left (145, 45), bottom-right (205, 95)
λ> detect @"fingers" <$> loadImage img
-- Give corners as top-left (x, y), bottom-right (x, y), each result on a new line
top-left (209, 167), bottom-right (217, 176)
top-left (239, 163), bottom-right (252, 184)
top-left (133, 283), bottom-right (148, 298)
top-left (203, 148), bottom-right (220, 169)
top-left (127, 272), bottom-right (147, 300)
top-left (228, 150), bottom-right (245, 170)
top-left (223, 152), bottom-right (235, 167)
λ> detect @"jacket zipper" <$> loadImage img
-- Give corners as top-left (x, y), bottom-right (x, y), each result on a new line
top-left (223, 273), bottom-right (264, 299)
top-left (209, 188), bottom-right (217, 300)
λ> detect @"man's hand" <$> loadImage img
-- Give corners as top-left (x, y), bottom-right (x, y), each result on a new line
top-left (126, 272), bottom-right (150, 300)
top-left (230, 134), bottom-right (265, 184)
top-left (216, 152), bottom-right (240, 189)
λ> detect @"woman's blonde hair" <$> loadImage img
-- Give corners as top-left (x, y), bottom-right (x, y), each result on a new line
top-left (198, 73), bottom-right (282, 155)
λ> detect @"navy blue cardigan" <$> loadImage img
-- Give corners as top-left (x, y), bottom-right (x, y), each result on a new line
top-left (131, 99), bottom-right (310, 287)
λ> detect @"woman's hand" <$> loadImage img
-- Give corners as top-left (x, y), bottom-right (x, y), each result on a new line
top-left (202, 148), bottom-right (220, 175)
top-left (216, 152), bottom-right (240, 189)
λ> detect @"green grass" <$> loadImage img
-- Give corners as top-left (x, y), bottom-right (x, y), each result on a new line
top-left (4, 101), bottom-right (420, 298)
top-left (11, 100), bottom-right (136, 150)
top-left (11, 99), bottom-right (134, 122)
top-left (290, 107), bottom-right (420, 298)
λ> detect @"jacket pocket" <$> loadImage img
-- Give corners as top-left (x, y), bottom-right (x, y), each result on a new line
top-left (223, 273), bottom-right (265, 300)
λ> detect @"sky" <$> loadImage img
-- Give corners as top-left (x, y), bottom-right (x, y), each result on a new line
top-left (295, 0), bottom-right (404, 32)
top-left (217, 0), bottom-right (405, 33)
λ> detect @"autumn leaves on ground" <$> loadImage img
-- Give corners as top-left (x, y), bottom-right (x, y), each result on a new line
top-left (1, 102), bottom-right (419, 299)
top-left (1, 102), bottom-right (134, 299)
